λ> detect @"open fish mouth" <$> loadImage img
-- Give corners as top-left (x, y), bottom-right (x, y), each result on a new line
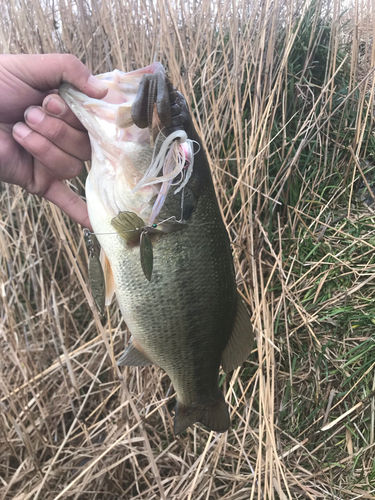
top-left (59, 63), bottom-right (195, 224)
top-left (60, 63), bottom-right (165, 143)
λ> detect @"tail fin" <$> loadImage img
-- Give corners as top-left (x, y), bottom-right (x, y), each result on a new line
top-left (174, 392), bottom-right (230, 435)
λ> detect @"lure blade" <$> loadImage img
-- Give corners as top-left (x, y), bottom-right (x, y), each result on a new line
top-left (88, 253), bottom-right (106, 315)
top-left (111, 211), bottom-right (144, 243)
top-left (140, 231), bottom-right (153, 281)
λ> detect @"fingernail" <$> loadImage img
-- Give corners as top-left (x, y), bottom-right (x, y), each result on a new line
top-left (44, 97), bottom-right (65, 116)
top-left (25, 106), bottom-right (45, 125)
top-left (88, 75), bottom-right (108, 93)
top-left (13, 122), bottom-right (32, 139)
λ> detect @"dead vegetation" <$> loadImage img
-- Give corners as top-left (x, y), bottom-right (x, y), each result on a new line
top-left (1, 0), bottom-right (375, 498)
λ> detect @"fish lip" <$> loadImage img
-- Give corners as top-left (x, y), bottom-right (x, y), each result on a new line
top-left (58, 82), bottom-right (76, 102)
top-left (58, 83), bottom-right (98, 136)
top-left (59, 62), bottom-right (165, 105)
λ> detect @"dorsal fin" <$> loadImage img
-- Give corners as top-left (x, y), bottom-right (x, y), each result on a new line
top-left (100, 248), bottom-right (116, 306)
top-left (221, 295), bottom-right (254, 373)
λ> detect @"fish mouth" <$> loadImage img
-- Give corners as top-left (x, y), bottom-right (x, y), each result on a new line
top-left (59, 62), bottom-right (166, 146)
top-left (59, 63), bottom-right (195, 224)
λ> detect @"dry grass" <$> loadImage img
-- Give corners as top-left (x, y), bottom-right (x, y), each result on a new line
top-left (1, 0), bottom-right (375, 498)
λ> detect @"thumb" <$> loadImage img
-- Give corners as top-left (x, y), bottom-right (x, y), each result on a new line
top-left (7, 53), bottom-right (108, 98)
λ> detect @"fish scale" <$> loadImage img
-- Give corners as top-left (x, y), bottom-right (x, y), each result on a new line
top-left (102, 182), bottom-right (236, 409)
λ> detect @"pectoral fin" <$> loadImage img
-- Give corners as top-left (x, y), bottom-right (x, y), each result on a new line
top-left (117, 338), bottom-right (153, 366)
top-left (221, 295), bottom-right (254, 373)
top-left (100, 249), bottom-right (116, 306)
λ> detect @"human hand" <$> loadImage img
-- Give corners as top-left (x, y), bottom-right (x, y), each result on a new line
top-left (0, 54), bottom-right (108, 228)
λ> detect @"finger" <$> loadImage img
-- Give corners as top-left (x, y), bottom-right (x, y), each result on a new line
top-left (24, 106), bottom-right (91, 161)
top-left (6, 54), bottom-right (108, 98)
top-left (0, 127), bottom-right (32, 186)
top-left (13, 122), bottom-right (85, 180)
top-left (43, 179), bottom-right (92, 229)
top-left (0, 126), bottom-right (17, 177)
top-left (42, 94), bottom-right (86, 131)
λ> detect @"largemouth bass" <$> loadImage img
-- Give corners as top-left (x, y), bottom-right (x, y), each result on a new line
top-left (60, 63), bottom-right (254, 434)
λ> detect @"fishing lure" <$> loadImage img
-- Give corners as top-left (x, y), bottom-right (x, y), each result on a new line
top-left (84, 228), bottom-right (106, 315)
top-left (111, 211), bottom-right (186, 282)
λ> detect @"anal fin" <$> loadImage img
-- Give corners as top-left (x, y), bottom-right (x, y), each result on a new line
top-left (221, 294), bottom-right (255, 373)
top-left (174, 391), bottom-right (230, 435)
top-left (117, 338), bottom-right (153, 366)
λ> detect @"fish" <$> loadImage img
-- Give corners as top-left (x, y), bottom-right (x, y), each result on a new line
top-left (59, 63), bottom-right (254, 435)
